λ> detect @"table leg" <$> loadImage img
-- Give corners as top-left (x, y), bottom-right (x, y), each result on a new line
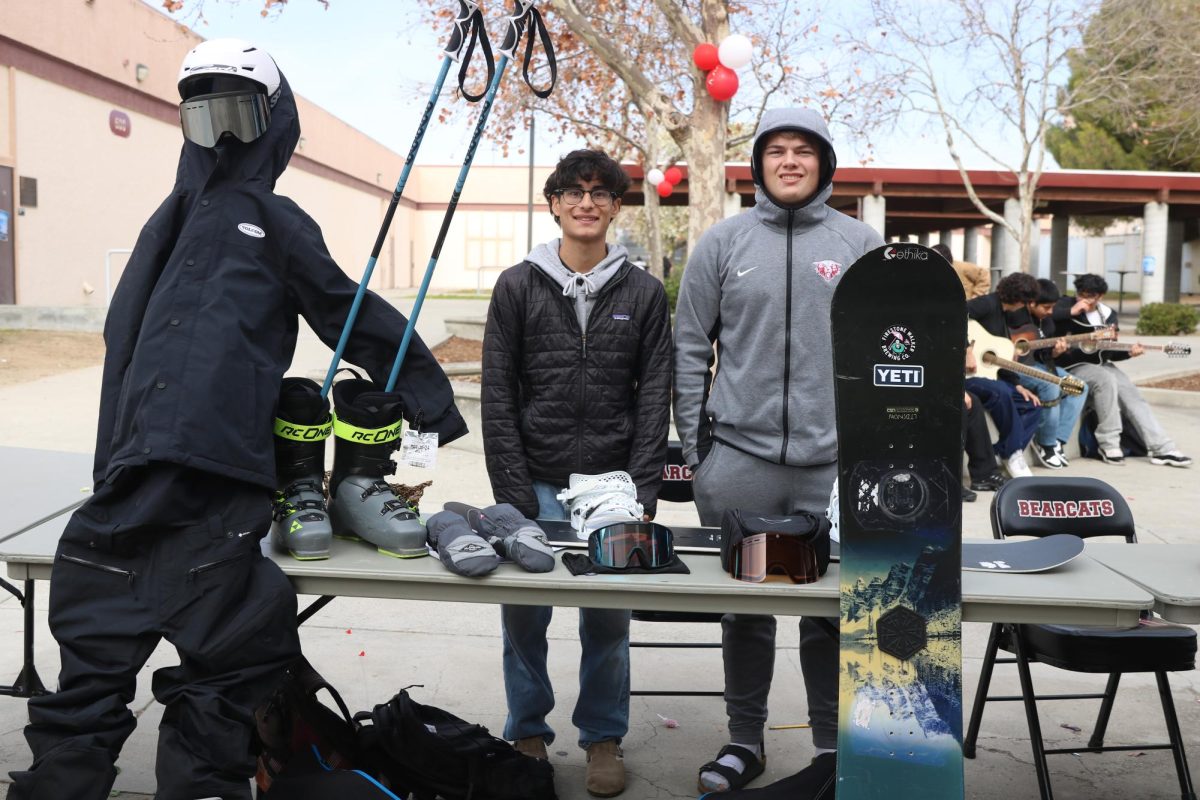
top-left (0, 577), bottom-right (49, 698)
top-left (297, 594), bottom-right (336, 626)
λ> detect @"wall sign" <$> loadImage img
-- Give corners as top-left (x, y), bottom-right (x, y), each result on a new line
top-left (109, 110), bottom-right (131, 138)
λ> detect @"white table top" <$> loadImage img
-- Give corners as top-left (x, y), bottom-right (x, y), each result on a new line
top-left (0, 446), bottom-right (93, 545)
top-left (1, 514), bottom-right (1155, 627)
top-left (1085, 542), bottom-right (1200, 624)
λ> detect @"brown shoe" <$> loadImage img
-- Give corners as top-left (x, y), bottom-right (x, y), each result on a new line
top-left (585, 740), bottom-right (625, 797)
top-left (514, 736), bottom-right (548, 760)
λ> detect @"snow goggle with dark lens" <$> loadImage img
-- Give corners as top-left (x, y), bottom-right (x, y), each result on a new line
top-left (588, 522), bottom-right (675, 569)
top-left (729, 532), bottom-right (822, 584)
top-left (179, 90), bottom-right (271, 148)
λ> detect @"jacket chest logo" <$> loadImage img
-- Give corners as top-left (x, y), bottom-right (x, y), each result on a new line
top-left (813, 260), bottom-right (842, 281)
top-left (238, 222), bottom-right (266, 239)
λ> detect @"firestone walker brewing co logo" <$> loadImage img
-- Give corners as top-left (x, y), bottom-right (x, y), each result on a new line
top-left (880, 325), bottom-right (917, 361)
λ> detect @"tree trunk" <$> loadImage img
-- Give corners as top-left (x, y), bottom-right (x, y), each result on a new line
top-left (644, 118), bottom-right (665, 281)
top-left (679, 92), bottom-right (728, 262)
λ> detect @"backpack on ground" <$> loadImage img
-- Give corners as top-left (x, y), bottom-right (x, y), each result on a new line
top-left (359, 687), bottom-right (558, 800)
top-left (254, 657), bottom-right (407, 799)
top-left (1077, 407), bottom-right (1148, 460)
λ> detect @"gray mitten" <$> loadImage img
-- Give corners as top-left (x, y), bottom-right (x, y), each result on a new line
top-left (469, 503), bottom-right (556, 573)
top-left (426, 511), bottom-right (501, 577)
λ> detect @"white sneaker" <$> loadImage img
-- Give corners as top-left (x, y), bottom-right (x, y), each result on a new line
top-left (1004, 450), bottom-right (1033, 478)
top-left (1055, 442), bottom-right (1070, 467)
top-left (1098, 448), bottom-right (1126, 466)
top-left (557, 471), bottom-right (644, 537)
top-left (1150, 450), bottom-right (1192, 468)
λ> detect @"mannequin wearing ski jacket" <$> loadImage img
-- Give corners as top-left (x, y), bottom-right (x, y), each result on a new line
top-left (94, 72), bottom-right (466, 492)
top-left (481, 253), bottom-right (672, 519)
top-left (673, 108), bottom-right (884, 471)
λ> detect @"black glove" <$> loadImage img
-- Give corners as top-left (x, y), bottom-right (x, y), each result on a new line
top-left (468, 503), bottom-right (555, 573)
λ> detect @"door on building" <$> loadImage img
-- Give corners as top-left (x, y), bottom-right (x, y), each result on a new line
top-left (0, 166), bottom-right (14, 304)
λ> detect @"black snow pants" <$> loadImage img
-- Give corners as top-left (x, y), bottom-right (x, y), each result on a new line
top-left (8, 466), bottom-right (301, 800)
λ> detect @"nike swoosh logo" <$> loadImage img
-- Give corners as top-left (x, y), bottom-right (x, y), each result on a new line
top-left (736, 266), bottom-right (758, 277)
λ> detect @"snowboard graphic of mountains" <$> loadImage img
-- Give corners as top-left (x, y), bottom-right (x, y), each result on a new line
top-left (838, 541), bottom-right (963, 765)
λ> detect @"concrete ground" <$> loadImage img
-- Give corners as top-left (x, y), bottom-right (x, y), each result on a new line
top-left (0, 294), bottom-right (1197, 799)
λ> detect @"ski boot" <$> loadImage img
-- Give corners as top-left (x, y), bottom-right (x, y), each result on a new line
top-left (270, 377), bottom-right (334, 560)
top-left (328, 378), bottom-right (427, 558)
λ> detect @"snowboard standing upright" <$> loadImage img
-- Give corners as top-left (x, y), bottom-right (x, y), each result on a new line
top-left (831, 244), bottom-right (966, 798)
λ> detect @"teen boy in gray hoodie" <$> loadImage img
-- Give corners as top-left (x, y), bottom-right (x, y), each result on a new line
top-left (674, 108), bottom-right (884, 793)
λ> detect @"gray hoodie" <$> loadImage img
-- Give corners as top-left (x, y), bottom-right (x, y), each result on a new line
top-left (673, 108), bottom-right (885, 468)
top-left (526, 238), bottom-right (629, 331)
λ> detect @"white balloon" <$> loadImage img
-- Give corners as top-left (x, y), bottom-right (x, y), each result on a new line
top-left (646, 168), bottom-right (665, 186)
top-left (718, 33), bottom-right (753, 70)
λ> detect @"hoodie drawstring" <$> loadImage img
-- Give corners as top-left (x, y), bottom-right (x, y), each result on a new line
top-left (561, 272), bottom-right (597, 298)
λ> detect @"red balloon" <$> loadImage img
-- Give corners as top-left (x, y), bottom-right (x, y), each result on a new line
top-left (693, 43), bottom-right (720, 72)
top-left (663, 166), bottom-right (683, 185)
top-left (656, 181), bottom-right (674, 198)
top-left (706, 65), bottom-right (739, 102)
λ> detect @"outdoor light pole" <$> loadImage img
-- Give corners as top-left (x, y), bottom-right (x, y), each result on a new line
top-left (527, 108), bottom-right (535, 252)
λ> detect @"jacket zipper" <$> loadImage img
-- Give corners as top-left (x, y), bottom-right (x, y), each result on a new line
top-left (779, 210), bottom-right (795, 463)
top-left (59, 553), bottom-right (136, 586)
top-left (187, 552), bottom-right (248, 580)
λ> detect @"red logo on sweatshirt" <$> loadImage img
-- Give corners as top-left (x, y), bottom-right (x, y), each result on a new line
top-left (813, 260), bottom-right (842, 281)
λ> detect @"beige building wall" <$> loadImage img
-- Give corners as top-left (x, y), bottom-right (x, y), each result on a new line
top-left (1, 0), bottom-right (634, 306)
top-left (14, 72), bottom-right (180, 306)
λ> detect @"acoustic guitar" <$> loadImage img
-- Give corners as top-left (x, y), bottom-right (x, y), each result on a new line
top-left (1010, 325), bottom-right (1116, 356)
top-left (967, 320), bottom-right (1086, 396)
top-left (1081, 340), bottom-right (1192, 358)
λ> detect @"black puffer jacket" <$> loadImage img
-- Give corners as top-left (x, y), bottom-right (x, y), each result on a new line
top-left (94, 72), bottom-right (465, 490)
top-left (482, 260), bottom-right (672, 518)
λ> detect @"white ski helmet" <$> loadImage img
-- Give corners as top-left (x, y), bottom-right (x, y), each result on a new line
top-left (177, 39), bottom-right (281, 148)
top-left (178, 38), bottom-right (281, 106)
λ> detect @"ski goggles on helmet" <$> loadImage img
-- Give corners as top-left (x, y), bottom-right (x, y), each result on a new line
top-left (729, 532), bottom-right (822, 584)
top-left (588, 522), bottom-right (675, 569)
top-left (179, 90), bottom-right (271, 148)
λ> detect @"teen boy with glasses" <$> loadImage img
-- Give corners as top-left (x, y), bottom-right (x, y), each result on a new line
top-left (481, 148), bottom-right (672, 797)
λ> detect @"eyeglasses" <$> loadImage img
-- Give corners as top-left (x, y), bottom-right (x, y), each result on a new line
top-left (554, 187), bottom-right (617, 207)
top-left (729, 532), bottom-right (822, 584)
top-left (588, 522), bottom-right (674, 569)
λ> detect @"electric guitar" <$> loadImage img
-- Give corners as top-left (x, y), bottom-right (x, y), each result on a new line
top-left (1010, 325), bottom-right (1116, 356)
top-left (1080, 340), bottom-right (1192, 358)
top-left (967, 320), bottom-right (1086, 396)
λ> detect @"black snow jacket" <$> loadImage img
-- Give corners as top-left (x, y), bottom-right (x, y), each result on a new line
top-left (94, 73), bottom-right (466, 490)
top-left (481, 260), bottom-right (672, 519)
top-left (1052, 296), bottom-right (1130, 368)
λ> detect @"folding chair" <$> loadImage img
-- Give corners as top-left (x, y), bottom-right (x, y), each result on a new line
top-left (963, 477), bottom-right (1196, 800)
top-left (629, 440), bottom-right (724, 698)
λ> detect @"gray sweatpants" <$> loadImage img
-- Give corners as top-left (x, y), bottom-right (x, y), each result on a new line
top-left (1067, 362), bottom-right (1175, 454)
top-left (692, 441), bottom-right (839, 750)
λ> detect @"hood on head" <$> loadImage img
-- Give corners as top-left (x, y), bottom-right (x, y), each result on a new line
top-left (750, 108), bottom-right (837, 207)
top-left (175, 69), bottom-right (301, 192)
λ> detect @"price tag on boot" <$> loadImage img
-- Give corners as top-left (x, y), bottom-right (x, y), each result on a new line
top-left (399, 429), bottom-right (438, 469)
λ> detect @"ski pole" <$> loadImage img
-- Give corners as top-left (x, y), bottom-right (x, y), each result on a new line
top-left (386, 0), bottom-right (556, 391)
top-left (320, 0), bottom-right (494, 400)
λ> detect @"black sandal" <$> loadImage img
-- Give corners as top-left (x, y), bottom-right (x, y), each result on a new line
top-left (697, 743), bottom-right (766, 793)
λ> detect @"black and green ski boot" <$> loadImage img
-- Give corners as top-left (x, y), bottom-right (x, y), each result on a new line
top-left (270, 377), bottom-right (334, 560)
top-left (329, 378), bottom-right (427, 558)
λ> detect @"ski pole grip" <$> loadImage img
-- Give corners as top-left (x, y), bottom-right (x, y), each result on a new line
top-left (499, 0), bottom-right (536, 59)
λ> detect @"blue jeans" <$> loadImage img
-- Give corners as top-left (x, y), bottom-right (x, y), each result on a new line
top-left (1017, 365), bottom-right (1089, 447)
top-left (965, 376), bottom-right (1040, 458)
top-left (500, 480), bottom-right (631, 748)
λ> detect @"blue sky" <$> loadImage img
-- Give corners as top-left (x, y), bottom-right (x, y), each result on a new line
top-left (143, 0), bottom-right (1027, 170)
